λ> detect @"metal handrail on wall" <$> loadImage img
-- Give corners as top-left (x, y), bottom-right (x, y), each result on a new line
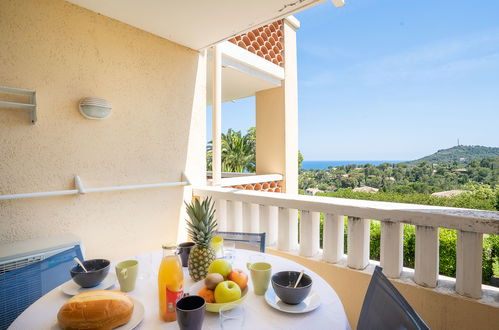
top-left (0, 173), bottom-right (191, 201)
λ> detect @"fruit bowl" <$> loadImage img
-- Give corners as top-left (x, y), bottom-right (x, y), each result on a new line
top-left (189, 280), bottom-right (248, 313)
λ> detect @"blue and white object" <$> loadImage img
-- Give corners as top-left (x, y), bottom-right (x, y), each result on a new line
top-left (0, 234), bottom-right (83, 329)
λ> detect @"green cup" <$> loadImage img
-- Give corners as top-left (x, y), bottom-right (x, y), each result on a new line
top-left (246, 262), bottom-right (272, 295)
top-left (115, 260), bottom-right (138, 292)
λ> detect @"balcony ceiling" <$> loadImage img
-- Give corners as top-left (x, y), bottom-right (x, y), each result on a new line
top-left (65, 0), bottom-right (326, 50)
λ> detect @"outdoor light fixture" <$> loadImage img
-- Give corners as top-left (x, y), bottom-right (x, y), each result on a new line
top-left (331, 0), bottom-right (345, 8)
top-left (78, 97), bottom-right (112, 119)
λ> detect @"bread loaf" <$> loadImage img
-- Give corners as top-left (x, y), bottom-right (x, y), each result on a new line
top-left (57, 290), bottom-right (134, 330)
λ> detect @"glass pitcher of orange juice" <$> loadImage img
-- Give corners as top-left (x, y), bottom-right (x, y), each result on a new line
top-left (158, 245), bottom-right (184, 322)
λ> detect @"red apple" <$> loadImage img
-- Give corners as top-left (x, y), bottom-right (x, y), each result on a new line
top-left (228, 269), bottom-right (248, 290)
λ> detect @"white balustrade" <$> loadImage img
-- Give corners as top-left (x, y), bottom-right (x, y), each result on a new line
top-left (456, 231), bottom-right (483, 298)
top-left (347, 217), bottom-right (370, 269)
top-left (277, 207), bottom-right (298, 251)
top-left (323, 214), bottom-right (344, 263)
top-left (380, 221), bottom-right (404, 278)
top-left (414, 226), bottom-right (439, 288)
top-left (299, 210), bottom-right (320, 257)
top-left (194, 186), bottom-right (499, 300)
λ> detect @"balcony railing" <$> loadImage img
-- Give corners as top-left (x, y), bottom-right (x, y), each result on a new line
top-left (193, 186), bottom-right (499, 300)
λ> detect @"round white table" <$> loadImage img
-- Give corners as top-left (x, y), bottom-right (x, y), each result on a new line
top-left (10, 249), bottom-right (350, 329)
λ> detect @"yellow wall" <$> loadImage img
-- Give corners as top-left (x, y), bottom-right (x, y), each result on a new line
top-left (0, 0), bottom-right (206, 260)
top-left (270, 250), bottom-right (499, 330)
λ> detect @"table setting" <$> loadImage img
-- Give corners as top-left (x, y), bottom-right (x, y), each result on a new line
top-left (9, 198), bottom-right (349, 330)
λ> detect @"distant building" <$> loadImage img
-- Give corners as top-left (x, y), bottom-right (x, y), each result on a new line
top-left (353, 186), bottom-right (379, 193)
top-left (453, 168), bottom-right (468, 173)
top-left (305, 188), bottom-right (324, 196)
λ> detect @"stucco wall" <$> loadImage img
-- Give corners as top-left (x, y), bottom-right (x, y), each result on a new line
top-left (0, 0), bottom-right (206, 260)
top-left (270, 249), bottom-right (499, 330)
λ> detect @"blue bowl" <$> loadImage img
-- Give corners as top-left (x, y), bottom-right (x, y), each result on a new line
top-left (70, 259), bottom-right (110, 288)
top-left (271, 271), bottom-right (312, 305)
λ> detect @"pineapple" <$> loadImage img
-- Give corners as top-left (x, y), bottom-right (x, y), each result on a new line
top-left (185, 197), bottom-right (217, 281)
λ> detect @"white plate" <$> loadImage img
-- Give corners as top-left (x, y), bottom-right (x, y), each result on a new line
top-left (61, 273), bottom-right (117, 296)
top-left (116, 298), bottom-right (144, 330)
top-left (52, 297), bottom-right (144, 330)
top-left (264, 287), bottom-right (321, 314)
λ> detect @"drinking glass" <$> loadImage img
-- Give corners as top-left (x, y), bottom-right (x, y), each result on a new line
top-left (222, 241), bottom-right (236, 264)
top-left (219, 304), bottom-right (245, 330)
top-left (134, 253), bottom-right (153, 281)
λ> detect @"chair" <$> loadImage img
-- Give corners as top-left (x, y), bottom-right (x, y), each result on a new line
top-left (0, 246), bottom-right (83, 329)
top-left (215, 231), bottom-right (266, 253)
top-left (357, 266), bottom-right (429, 330)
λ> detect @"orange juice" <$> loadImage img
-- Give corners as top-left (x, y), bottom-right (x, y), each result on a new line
top-left (158, 246), bottom-right (184, 322)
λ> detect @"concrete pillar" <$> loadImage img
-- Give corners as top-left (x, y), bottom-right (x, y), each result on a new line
top-left (211, 45), bottom-right (222, 185)
top-left (255, 18), bottom-right (299, 193)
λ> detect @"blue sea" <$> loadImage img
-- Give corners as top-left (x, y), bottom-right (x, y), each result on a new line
top-left (302, 160), bottom-right (406, 170)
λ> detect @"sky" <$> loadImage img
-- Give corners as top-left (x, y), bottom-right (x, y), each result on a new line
top-left (207, 0), bottom-right (499, 161)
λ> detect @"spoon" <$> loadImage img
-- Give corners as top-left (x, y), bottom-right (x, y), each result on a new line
top-left (74, 257), bottom-right (88, 272)
top-left (293, 270), bottom-right (305, 288)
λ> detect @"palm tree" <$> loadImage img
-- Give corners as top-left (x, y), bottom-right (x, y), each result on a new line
top-left (207, 128), bottom-right (255, 173)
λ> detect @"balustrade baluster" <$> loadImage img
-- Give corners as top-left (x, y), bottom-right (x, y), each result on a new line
top-left (414, 225), bottom-right (439, 288)
top-left (299, 210), bottom-right (320, 257)
top-left (380, 221), bottom-right (403, 278)
top-left (278, 207), bottom-right (298, 251)
top-left (456, 230), bottom-right (483, 299)
top-left (347, 217), bottom-right (370, 269)
top-left (227, 200), bottom-right (243, 232)
top-left (323, 214), bottom-right (344, 263)
top-left (215, 199), bottom-right (227, 231)
top-left (260, 205), bottom-right (278, 246)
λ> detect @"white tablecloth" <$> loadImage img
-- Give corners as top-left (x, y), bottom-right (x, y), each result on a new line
top-left (10, 249), bottom-right (350, 330)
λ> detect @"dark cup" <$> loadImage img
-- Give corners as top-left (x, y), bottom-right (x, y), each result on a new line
top-left (178, 242), bottom-right (196, 267)
top-left (271, 271), bottom-right (312, 305)
top-left (176, 295), bottom-right (206, 330)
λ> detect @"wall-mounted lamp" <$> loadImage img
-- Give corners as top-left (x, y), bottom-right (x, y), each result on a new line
top-left (79, 98), bottom-right (112, 120)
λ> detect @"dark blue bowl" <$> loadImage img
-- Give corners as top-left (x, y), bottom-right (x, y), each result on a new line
top-left (70, 259), bottom-right (110, 288)
top-left (271, 271), bottom-right (312, 305)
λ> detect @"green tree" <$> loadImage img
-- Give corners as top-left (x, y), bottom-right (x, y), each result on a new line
top-left (207, 128), bottom-right (255, 173)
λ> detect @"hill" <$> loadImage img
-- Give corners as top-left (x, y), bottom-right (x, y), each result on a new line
top-left (405, 145), bottom-right (499, 165)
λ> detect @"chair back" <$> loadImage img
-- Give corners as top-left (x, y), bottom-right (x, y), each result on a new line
top-left (216, 231), bottom-right (266, 253)
top-left (357, 266), bottom-right (429, 330)
top-left (0, 246), bottom-right (83, 329)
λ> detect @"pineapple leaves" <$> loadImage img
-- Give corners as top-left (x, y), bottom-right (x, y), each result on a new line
top-left (185, 197), bottom-right (217, 247)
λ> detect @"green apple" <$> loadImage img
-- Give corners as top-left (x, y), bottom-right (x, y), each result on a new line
top-left (214, 280), bottom-right (242, 303)
top-left (208, 259), bottom-right (232, 279)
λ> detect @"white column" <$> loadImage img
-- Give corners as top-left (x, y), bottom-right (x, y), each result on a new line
top-left (414, 226), bottom-right (439, 288)
top-left (211, 44), bottom-right (222, 186)
top-left (299, 210), bottom-right (320, 257)
top-left (227, 200), bottom-right (243, 232)
top-left (260, 205), bottom-right (278, 247)
top-left (215, 199), bottom-right (227, 231)
top-left (380, 221), bottom-right (404, 278)
top-left (243, 202), bottom-right (259, 233)
top-left (456, 231), bottom-right (483, 299)
top-left (347, 217), bottom-right (370, 270)
top-left (323, 214), bottom-right (344, 263)
top-left (277, 208), bottom-right (298, 251)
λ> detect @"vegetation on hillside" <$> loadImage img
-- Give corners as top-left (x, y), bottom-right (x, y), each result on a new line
top-left (300, 157), bottom-right (499, 197)
top-left (404, 145), bottom-right (499, 165)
